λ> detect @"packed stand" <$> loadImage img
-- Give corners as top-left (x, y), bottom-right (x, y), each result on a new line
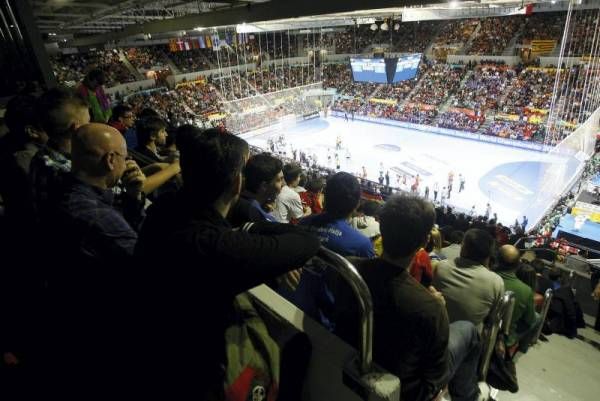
top-left (518, 12), bottom-right (565, 44)
top-left (125, 46), bottom-right (171, 72)
top-left (467, 17), bottom-right (522, 56)
top-left (434, 19), bottom-right (478, 46)
top-left (50, 49), bottom-right (136, 88)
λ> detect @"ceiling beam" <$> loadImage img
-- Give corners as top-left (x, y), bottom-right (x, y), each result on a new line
top-left (33, 1), bottom-right (109, 8)
top-left (71, 0), bottom-right (441, 47)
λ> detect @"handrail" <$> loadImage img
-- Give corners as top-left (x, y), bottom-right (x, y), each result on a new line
top-left (502, 292), bottom-right (517, 337)
top-left (533, 288), bottom-right (553, 345)
top-left (479, 291), bottom-right (515, 380)
top-left (317, 247), bottom-right (374, 375)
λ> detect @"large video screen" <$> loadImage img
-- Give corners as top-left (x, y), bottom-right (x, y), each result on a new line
top-left (392, 53), bottom-right (422, 83)
top-left (350, 58), bottom-right (388, 83)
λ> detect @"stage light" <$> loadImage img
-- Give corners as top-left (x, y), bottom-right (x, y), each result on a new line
top-left (449, 1), bottom-right (458, 8)
top-left (370, 23), bottom-right (378, 31)
top-left (380, 22), bottom-right (389, 31)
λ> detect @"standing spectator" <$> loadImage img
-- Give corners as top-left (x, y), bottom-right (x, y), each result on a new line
top-left (433, 181), bottom-right (439, 201)
top-left (485, 203), bottom-right (492, 220)
top-left (40, 123), bottom-right (146, 398)
top-left (273, 163), bottom-right (311, 222)
top-left (51, 123), bottom-right (146, 262)
top-left (459, 173), bottom-right (465, 193)
top-left (521, 215), bottom-right (529, 231)
top-left (76, 69), bottom-right (112, 123)
top-left (134, 127), bottom-right (321, 400)
top-left (385, 171), bottom-right (390, 187)
top-left (30, 88), bottom-right (90, 219)
top-left (133, 116), bottom-right (168, 167)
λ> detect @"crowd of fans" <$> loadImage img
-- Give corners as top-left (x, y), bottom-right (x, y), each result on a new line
top-left (50, 49), bottom-right (136, 87)
top-left (125, 46), bottom-right (171, 71)
top-left (467, 17), bottom-right (522, 56)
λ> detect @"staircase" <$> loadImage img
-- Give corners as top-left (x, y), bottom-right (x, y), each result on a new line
top-left (164, 54), bottom-right (181, 75)
top-left (399, 73), bottom-right (427, 109)
top-left (438, 70), bottom-right (473, 114)
top-left (502, 27), bottom-right (523, 56)
top-left (460, 21), bottom-right (482, 54)
top-left (117, 49), bottom-right (144, 81)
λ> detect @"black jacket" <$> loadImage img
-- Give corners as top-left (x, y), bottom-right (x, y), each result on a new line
top-left (337, 258), bottom-right (450, 401)
top-left (133, 191), bottom-right (321, 399)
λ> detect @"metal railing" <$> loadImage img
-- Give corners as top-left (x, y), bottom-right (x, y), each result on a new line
top-left (479, 291), bottom-right (516, 380)
top-left (317, 247), bottom-right (374, 374)
top-left (533, 288), bottom-right (554, 345)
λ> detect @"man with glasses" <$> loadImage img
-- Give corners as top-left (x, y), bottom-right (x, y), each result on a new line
top-left (108, 103), bottom-right (137, 148)
top-left (51, 122), bottom-right (146, 262)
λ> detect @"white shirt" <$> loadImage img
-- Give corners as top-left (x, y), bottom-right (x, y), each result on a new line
top-left (273, 185), bottom-right (304, 223)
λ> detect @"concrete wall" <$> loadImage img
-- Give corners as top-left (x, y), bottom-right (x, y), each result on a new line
top-left (447, 55), bottom-right (521, 65)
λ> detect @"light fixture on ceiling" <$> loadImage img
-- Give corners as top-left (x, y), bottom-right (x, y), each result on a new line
top-left (194, 26), bottom-right (205, 31)
top-left (394, 23), bottom-right (400, 31)
top-left (370, 23), bottom-right (378, 31)
top-left (380, 22), bottom-right (389, 31)
top-left (449, 1), bottom-right (459, 8)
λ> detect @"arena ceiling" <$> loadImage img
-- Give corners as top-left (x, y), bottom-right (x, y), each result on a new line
top-left (32, 0), bottom-right (557, 46)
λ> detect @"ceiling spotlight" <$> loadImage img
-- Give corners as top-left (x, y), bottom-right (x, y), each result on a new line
top-left (370, 23), bottom-right (378, 31)
top-left (394, 23), bottom-right (400, 31)
top-left (449, 1), bottom-right (459, 8)
top-left (380, 22), bottom-right (389, 31)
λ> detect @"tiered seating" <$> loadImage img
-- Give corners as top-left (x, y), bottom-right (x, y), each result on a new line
top-left (434, 19), bottom-right (478, 45)
top-left (50, 49), bottom-right (136, 87)
top-left (125, 46), bottom-right (171, 71)
top-left (467, 17), bottom-right (522, 55)
top-left (518, 12), bottom-right (565, 44)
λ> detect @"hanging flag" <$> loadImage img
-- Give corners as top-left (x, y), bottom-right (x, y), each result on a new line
top-left (176, 38), bottom-right (184, 51)
top-left (168, 39), bottom-right (178, 52)
top-left (191, 39), bottom-right (200, 50)
top-left (206, 35), bottom-right (213, 48)
top-left (212, 34), bottom-right (220, 49)
top-left (184, 40), bottom-right (191, 51)
top-left (198, 36), bottom-right (206, 49)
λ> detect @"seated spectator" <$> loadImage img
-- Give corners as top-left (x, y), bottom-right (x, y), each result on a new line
top-left (441, 230), bottom-right (464, 260)
top-left (301, 172), bottom-right (374, 258)
top-left (433, 228), bottom-right (505, 329)
top-left (134, 127), bottom-right (320, 399)
top-left (300, 176), bottom-right (325, 215)
top-left (229, 152), bottom-right (283, 225)
top-left (496, 245), bottom-right (541, 353)
top-left (273, 163), bottom-right (311, 223)
top-left (351, 200), bottom-right (382, 241)
top-left (338, 195), bottom-right (482, 401)
top-left (108, 103), bottom-right (137, 148)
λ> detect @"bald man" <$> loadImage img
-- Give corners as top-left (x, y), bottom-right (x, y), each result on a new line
top-left (39, 123), bottom-right (148, 398)
top-left (496, 245), bottom-right (541, 353)
top-left (55, 122), bottom-right (146, 261)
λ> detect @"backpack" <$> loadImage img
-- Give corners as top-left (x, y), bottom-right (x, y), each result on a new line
top-left (544, 287), bottom-right (585, 338)
top-left (224, 292), bottom-right (280, 401)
